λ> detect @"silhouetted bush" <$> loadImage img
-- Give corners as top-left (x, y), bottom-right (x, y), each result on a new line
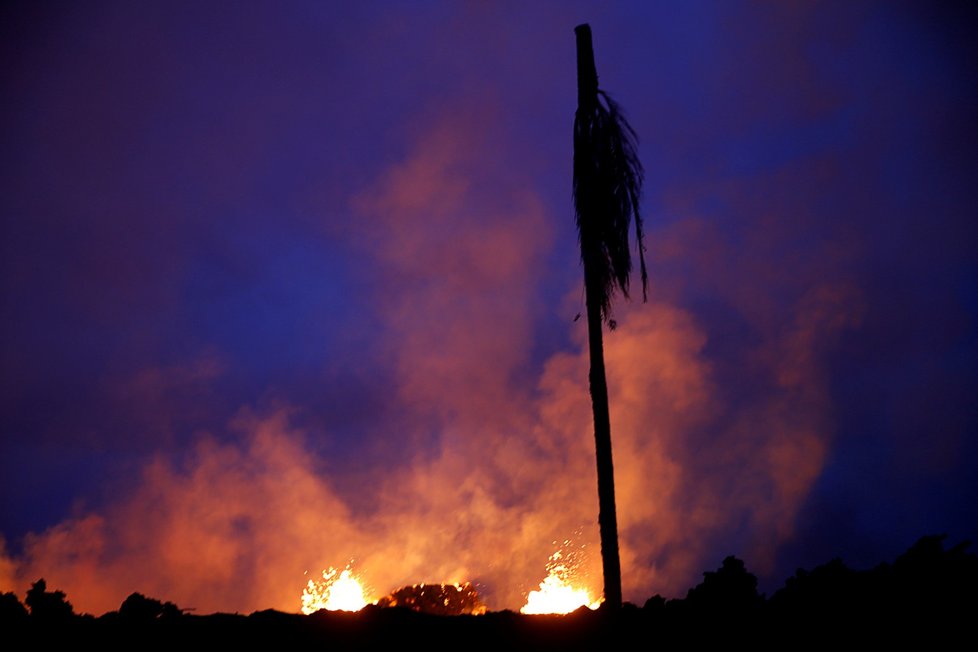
top-left (776, 557), bottom-right (853, 599)
top-left (119, 592), bottom-right (184, 621)
top-left (767, 535), bottom-right (978, 641)
top-left (643, 594), bottom-right (666, 611)
top-left (684, 555), bottom-right (764, 613)
top-left (885, 534), bottom-right (977, 616)
top-left (0, 591), bottom-right (29, 623)
top-left (24, 579), bottom-right (74, 621)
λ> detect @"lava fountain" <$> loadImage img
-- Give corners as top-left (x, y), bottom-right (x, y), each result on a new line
top-left (520, 544), bottom-right (602, 614)
top-left (301, 565), bottom-right (374, 614)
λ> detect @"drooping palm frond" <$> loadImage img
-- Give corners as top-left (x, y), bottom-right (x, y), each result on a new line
top-left (574, 83), bottom-right (648, 323)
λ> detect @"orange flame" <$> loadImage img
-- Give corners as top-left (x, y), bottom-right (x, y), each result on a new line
top-left (301, 565), bottom-right (374, 613)
top-left (520, 544), bottom-right (601, 614)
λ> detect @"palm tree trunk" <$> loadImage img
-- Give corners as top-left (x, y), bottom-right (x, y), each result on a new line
top-left (585, 262), bottom-right (623, 610)
top-left (576, 24), bottom-right (623, 611)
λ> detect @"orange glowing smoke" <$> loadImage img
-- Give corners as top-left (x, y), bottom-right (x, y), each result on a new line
top-left (301, 566), bottom-right (374, 613)
top-left (520, 545), bottom-right (601, 614)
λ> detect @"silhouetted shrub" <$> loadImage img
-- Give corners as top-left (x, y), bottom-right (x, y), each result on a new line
top-left (768, 557), bottom-right (867, 629)
top-left (0, 591), bottom-right (29, 623)
top-left (778, 558), bottom-right (854, 600)
top-left (768, 534), bottom-right (978, 639)
top-left (24, 579), bottom-right (74, 621)
top-left (643, 594), bottom-right (666, 611)
top-left (887, 534), bottom-right (977, 615)
top-left (119, 592), bottom-right (184, 621)
top-left (684, 556), bottom-right (763, 613)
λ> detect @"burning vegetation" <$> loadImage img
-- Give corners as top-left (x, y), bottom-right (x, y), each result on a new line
top-left (377, 582), bottom-right (486, 616)
top-left (301, 566), bottom-right (486, 616)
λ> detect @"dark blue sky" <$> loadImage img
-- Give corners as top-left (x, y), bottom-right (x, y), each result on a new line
top-left (2, 1), bottom-right (976, 614)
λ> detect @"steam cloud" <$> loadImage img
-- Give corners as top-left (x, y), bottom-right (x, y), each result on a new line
top-left (2, 106), bottom-right (860, 615)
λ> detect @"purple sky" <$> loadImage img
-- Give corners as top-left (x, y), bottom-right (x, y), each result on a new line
top-left (2, 1), bottom-right (977, 614)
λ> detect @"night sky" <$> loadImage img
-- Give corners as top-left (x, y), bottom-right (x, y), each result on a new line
top-left (2, 1), bottom-right (977, 615)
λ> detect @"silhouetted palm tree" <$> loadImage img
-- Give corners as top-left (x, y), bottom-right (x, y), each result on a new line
top-left (573, 23), bottom-right (648, 611)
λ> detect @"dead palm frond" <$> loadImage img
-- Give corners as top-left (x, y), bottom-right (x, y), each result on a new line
top-left (574, 61), bottom-right (648, 323)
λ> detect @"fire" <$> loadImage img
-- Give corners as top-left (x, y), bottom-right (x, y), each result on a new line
top-left (301, 565), bottom-right (374, 614)
top-left (520, 545), bottom-right (602, 614)
top-left (377, 581), bottom-right (487, 615)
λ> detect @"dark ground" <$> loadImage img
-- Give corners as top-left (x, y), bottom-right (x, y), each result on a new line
top-left (3, 534), bottom-right (974, 649)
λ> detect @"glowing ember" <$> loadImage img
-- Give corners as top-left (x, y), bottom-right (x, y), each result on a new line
top-left (377, 582), bottom-right (487, 615)
top-left (301, 566), bottom-right (373, 613)
top-left (520, 545), bottom-right (602, 614)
